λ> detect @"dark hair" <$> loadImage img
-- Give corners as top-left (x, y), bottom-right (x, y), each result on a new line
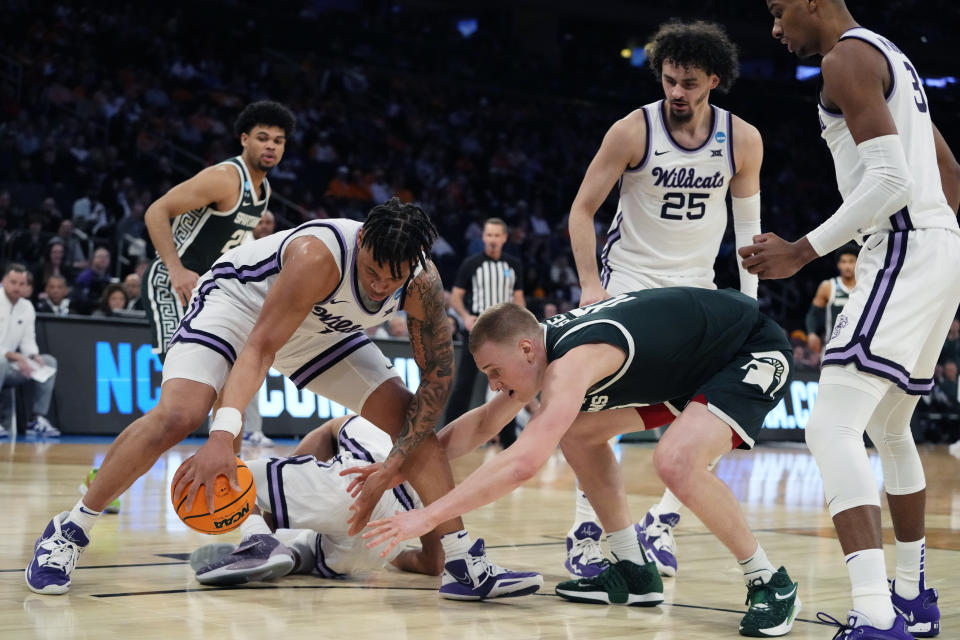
top-left (361, 197), bottom-right (438, 279)
top-left (835, 243), bottom-right (859, 261)
top-left (99, 283), bottom-right (127, 313)
top-left (233, 101), bottom-right (297, 137)
top-left (648, 20), bottom-right (739, 93)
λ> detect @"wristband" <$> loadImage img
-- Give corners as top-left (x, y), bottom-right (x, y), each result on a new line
top-left (210, 407), bottom-right (243, 438)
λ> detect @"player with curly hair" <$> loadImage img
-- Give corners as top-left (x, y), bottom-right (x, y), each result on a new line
top-left (565, 19), bottom-right (771, 597)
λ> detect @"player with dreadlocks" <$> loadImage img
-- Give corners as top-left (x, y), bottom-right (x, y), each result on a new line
top-left (26, 198), bottom-right (543, 601)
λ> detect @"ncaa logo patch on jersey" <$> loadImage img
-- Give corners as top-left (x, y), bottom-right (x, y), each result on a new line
top-left (714, 131), bottom-right (726, 144)
top-left (740, 351), bottom-right (789, 398)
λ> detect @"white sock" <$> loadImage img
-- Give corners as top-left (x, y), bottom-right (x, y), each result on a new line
top-left (570, 490), bottom-right (600, 533)
top-left (66, 499), bottom-right (101, 536)
top-left (739, 543), bottom-right (776, 585)
top-left (239, 513), bottom-right (271, 541)
top-left (440, 530), bottom-right (472, 560)
top-left (847, 548), bottom-right (896, 629)
top-left (608, 525), bottom-right (646, 564)
top-left (655, 489), bottom-right (684, 515)
top-left (273, 529), bottom-right (318, 574)
top-left (894, 538), bottom-right (924, 600)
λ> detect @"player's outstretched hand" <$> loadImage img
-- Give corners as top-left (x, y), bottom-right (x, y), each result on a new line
top-left (346, 463), bottom-right (402, 535)
top-left (738, 233), bottom-right (818, 280)
top-left (340, 462), bottom-right (404, 498)
top-left (363, 509), bottom-right (437, 558)
top-left (171, 432), bottom-right (239, 515)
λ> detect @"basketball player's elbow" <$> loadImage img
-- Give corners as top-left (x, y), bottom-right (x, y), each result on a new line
top-left (510, 454), bottom-right (541, 485)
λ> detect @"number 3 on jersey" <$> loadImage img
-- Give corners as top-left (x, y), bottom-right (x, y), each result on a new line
top-left (660, 192), bottom-right (708, 220)
top-left (220, 228), bottom-right (247, 253)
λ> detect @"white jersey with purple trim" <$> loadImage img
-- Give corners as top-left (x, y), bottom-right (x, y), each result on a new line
top-left (246, 416), bottom-right (423, 576)
top-left (185, 218), bottom-right (412, 341)
top-left (817, 27), bottom-right (959, 236)
top-left (601, 99), bottom-right (735, 289)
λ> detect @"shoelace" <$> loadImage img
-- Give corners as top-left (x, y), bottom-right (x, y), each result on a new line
top-left (572, 536), bottom-right (605, 567)
top-left (744, 577), bottom-right (768, 608)
top-left (816, 612), bottom-right (860, 639)
top-left (39, 538), bottom-right (81, 574)
top-left (646, 521), bottom-right (676, 554)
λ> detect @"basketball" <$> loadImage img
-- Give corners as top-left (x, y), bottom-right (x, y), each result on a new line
top-left (171, 458), bottom-right (255, 535)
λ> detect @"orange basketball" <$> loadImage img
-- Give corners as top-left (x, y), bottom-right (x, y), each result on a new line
top-left (171, 457), bottom-right (255, 534)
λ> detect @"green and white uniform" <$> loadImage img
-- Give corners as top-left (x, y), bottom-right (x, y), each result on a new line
top-left (543, 288), bottom-right (792, 448)
top-left (143, 156), bottom-right (270, 355)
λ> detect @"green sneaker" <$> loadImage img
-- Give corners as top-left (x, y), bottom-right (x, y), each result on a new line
top-left (556, 558), bottom-right (664, 606)
top-left (79, 468), bottom-right (121, 514)
top-left (739, 566), bottom-right (801, 637)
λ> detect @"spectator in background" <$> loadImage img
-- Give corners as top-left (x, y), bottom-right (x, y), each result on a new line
top-left (122, 273), bottom-right (144, 312)
top-left (0, 264), bottom-right (59, 438)
top-left (74, 247), bottom-right (113, 312)
top-left (36, 240), bottom-right (76, 291)
top-left (252, 210), bottom-right (276, 240)
top-left (940, 318), bottom-right (960, 367)
top-left (91, 283), bottom-right (128, 318)
top-left (55, 220), bottom-right (89, 271)
top-left (35, 275), bottom-right (74, 316)
top-left (11, 215), bottom-right (49, 269)
top-left (72, 186), bottom-right (108, 235)
top-left (23, 272), bottom-right (34, 303)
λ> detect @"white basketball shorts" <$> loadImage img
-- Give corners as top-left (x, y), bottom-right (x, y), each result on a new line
top-left (823, 224), bottom-right (960, 394)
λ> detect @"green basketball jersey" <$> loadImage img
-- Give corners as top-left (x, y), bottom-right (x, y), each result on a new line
top-left (543, 288), bottom-right (761, 411)
top-left (169, 156), bottom-right (270, 272)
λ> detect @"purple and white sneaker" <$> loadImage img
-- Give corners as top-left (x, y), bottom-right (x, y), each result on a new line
top-left (439, 538), bottom-right (542, 600)
top-left (565, 521), bottom-right (606, 579)
top-left (891, 578), bottom-right (940, 637)
top-left (816, 611), bottom-right (914, 639)
top-left (636, 506), bottom-right (679, 577)
top-left (195, 534), bottom-right (295, 586)
top-left (25, 512), bottom-right (88, 594)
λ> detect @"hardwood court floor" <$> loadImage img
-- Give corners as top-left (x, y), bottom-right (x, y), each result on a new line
top-left (2, 437), bottom-right (958, 640)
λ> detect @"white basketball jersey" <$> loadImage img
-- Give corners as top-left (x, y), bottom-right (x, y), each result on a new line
top-left (195, 219), bottom-right (411, 338)
top-left (818, 28), bottom-right (958, 235)
top-left (601, 100), bottom-right (735, 288)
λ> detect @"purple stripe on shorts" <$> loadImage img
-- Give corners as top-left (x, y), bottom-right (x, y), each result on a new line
top-left (393, 484), bottom-right (415, 511)
top-left (858, 231), bottom-right (905, 337)
top-left (822, 342), bottom-right (934, 393)
top-left (314, 534), bottom-right (343, 578)
top-left (211, 255), bottom-right (278, 282)
top-left (290, 333), bottom-right (371, 389)
top-left (338, 432), bottom-right (375, 463)
top-left (267, 458), bottom-right (288, 529)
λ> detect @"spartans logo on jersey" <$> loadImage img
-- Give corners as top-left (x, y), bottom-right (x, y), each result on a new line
top-left (740, 351), bottom-right (789, 399)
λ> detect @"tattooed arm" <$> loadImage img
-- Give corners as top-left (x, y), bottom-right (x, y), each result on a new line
top-left (345, 261), bottom-right (455, 535)
top-left (387, 260), bottom-right (454, 469)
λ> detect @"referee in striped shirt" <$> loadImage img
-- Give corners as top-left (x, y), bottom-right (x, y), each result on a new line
top-left (447, 218), bottom-right (525, 446)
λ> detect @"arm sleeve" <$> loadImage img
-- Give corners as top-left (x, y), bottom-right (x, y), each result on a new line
top-left (805, 304), bottom-right (825, 336)
top-left (731, 192), bottom-right (761, 299)
top-left (806, 134), bottom-right (914, 256)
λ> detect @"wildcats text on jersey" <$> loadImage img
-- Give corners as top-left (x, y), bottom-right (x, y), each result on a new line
top-left (651, 167), bottom-right (725, 189)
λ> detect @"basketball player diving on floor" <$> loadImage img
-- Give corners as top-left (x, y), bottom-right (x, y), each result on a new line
top-left (189, 414), bottom-right (445, 585)
top-left (738, 2), bottom-right (960, 638)
top-left (26, 198), bottom-right (541, 601)
top-left (356, 288), bottom-right (802, 637)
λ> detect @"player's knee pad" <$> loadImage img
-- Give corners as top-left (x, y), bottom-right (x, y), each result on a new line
top-left (804, 381), bottom-right (883, 517)
top-left (866, 394), bottom-right (925, 495)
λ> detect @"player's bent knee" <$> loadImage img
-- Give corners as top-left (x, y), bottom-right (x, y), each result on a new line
top-left (652, 445), bottom-right (695, 496)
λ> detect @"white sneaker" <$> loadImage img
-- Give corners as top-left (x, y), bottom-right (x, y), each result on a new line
top-left (0, 424), bottom-right (9, 438)
top-left (26, 416), bottom-right (60, 437)
top-left (949, 440), bottom-right (960, 459)
top-left (439, 538), bottom-right (543, 600)
top-left (243, 431), bottom-right (274, 447)
top-left (636, 505), bottom-right (679, 577)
